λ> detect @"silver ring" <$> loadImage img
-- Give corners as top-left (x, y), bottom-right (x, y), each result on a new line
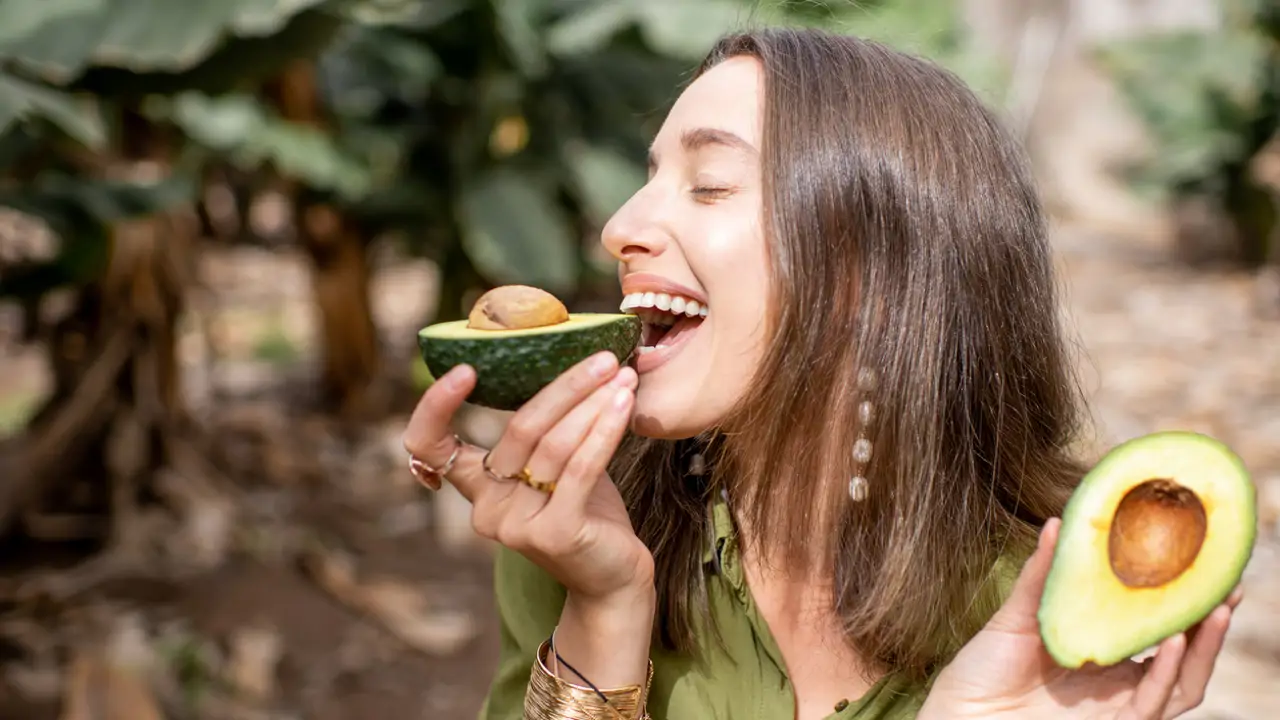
top-left (408, 434), bottom-right (462, 490)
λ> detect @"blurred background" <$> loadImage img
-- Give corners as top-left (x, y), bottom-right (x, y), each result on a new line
top-left (0, 0), bottom-right (1276, 718)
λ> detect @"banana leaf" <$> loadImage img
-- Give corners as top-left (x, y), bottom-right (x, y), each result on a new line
top-left (0, 0), bottom-right (344, 140)
top-left (0, 173), bottom-right (196, 300)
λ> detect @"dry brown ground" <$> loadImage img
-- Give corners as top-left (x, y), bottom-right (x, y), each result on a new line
top-left (0, 220), bottom-right (1276, 720)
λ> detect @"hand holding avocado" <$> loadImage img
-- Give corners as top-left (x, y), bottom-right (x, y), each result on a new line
top-left (403, 351), bottom-right (654, 596)
top-left (404, 286), bottom-right (656, 689)
top-left (920, 432), bottom-right (1255, 719)
top-left (920, 518), bottom-right (1241, 720)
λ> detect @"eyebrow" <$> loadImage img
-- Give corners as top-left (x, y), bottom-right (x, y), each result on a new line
top-left (647, 127), bottom-right (758, 170)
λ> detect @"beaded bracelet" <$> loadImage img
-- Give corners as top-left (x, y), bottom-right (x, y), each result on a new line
top-left (523, 631), bottom-right (653, 720)
top-left (551, 630), bottom-right (609, 703)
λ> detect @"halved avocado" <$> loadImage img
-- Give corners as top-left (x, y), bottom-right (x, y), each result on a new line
top-left (417, 313), bottom-right (641, 411)
top-left (1038, 431), bottom-right (1257, 668)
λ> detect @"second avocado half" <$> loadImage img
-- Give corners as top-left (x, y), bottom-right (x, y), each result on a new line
top-left (1038, 430), bottom-right (1256, 668)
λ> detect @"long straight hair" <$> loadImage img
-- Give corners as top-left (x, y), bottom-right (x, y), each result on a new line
top-left (609, 27), bottom-right (1089, 682)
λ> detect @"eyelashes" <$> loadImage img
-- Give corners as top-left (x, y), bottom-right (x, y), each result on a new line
top-left (691, 185), bottom-right (735, 202)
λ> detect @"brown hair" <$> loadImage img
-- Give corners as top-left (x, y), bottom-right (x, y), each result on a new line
top-left (610, 27), bottom-right (1089, 682)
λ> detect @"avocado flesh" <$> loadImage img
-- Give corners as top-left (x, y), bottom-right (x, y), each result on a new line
top-left (1038, 431), bottom-right (1257, 669)
top-left (417, 313), bottom-right (641, 411)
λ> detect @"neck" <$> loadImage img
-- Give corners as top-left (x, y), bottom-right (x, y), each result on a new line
top-left (735, 511), bottom-right (888, 698)
top-left (728, 480), bottom-right (844, 582)
top-left (730, 484), bottom-right (889, 671)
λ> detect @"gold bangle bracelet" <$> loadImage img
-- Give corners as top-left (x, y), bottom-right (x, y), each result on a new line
top-left (523, 638), bottom-right (654, 720)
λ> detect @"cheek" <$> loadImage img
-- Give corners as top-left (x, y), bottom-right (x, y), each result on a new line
top-left (695, 211), bottom-right (770, 350)
top-left (693, 199), bottom-right (768, 289)
top-left (692, 279), bottom-right (769, 406)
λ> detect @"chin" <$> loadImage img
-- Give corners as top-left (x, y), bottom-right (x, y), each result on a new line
top-left (629, 381), bottom-right (715, 440)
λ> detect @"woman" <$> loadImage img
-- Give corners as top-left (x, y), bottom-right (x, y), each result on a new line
top-left (403, 27), bottom-right (1240, 720)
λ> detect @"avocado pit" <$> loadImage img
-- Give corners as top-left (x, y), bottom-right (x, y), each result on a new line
top-left (1108, 478), bottom-right (1207, 589)
top-left (467, 285), bottom-right (569, 331)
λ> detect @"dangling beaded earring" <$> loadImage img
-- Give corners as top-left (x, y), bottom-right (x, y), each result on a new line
top-left (688, 451), bottom-right (707, 477)
top-left (849, 368), bottom-right (876, 502)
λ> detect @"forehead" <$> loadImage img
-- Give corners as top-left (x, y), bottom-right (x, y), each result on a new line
top-left (656, 55), bottom-right (763, 150)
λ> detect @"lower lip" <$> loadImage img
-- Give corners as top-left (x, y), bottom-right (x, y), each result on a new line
top-left (633, 318), bottom-right (701, 374)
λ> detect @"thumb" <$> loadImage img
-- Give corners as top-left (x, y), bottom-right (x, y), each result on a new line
top-left (986, 517), bottom-right (1060, 634)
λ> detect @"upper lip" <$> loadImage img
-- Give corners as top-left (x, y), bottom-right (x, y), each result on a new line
top-left (620, 272), bottom-right (708, 305)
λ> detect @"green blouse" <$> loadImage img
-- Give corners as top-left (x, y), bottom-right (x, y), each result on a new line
top-left (478, 498), bottom-right (1018, 720)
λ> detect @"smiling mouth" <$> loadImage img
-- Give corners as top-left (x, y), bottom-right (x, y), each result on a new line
top-left (619, 291), bottom-right (707, 355)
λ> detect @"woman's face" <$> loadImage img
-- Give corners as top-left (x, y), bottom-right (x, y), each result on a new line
top-left (601, 56), bottom-right (771, 440)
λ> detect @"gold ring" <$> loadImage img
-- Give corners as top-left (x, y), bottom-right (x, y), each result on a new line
top-left (522, 476), bottom-right (557, 494)
top-left (408, 434), bottom-right (462, 491)
top-left (481, 450), bottom-right (555, 494)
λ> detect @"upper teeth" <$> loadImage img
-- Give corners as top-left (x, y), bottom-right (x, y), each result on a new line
top-left (620, 292), bottom-right (708, 319)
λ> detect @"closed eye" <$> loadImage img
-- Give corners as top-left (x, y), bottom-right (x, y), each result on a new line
top-left (692, 185), bottom-right (734, 201)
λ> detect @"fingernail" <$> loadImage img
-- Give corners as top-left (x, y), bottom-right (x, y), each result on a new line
top-left (613, 387), bottom-right (633, 409)
top-left (590, 352), bottom-right (617, 377)
top-left (611, 366), bottom-right (637, 387)
top-left (446, 364), bottom-right (474, 385)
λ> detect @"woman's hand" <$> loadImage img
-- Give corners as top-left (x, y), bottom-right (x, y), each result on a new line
top-left (919, 519), bottom-right (1242, 720)
top-left (403, 350), bottom-right (652, 600)
top-left (401, 351), bottom-right (655, 687)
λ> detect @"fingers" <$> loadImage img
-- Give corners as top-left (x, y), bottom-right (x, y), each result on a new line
top-left (485, 351), bottom-right (622, 477)
top-left (1125, 632), bottom-right (1186, 719)
top-left (1185, 585), bottom-right (1242, 649)
top-left (542, 377), bottom-right (635, 517)
top-left (986, 518), bottom-right (1060, 635)
top-left (1162, 604), bottom-right (1233, 718)
top-left (402, 365), bottom-right (490, 502)
top-left (467, 352), bottom-right (627, 543)
top-left (469, 377), bottom-right (635, 580)
top-left (499, 367), bottom-right (638, 526)
top-left (404, 364), bottom-right (475, 459)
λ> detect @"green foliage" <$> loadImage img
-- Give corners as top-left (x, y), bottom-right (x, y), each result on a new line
top-left (457, 166), bottom-right (580, 291)
top-left (0, 72), bottom-right (105, 149)
top-left (0, 0), bottom-right (343, 144)
top-left (0, 0), bottom-right (1000, 322)
top-left (0, 171), bottom-right (197, 299)
top-left (145, 92), bottom-right (376, 200)
top-left (823, 0), bottom-right (1008, 102)
top-left (252, 324), bottom-right (302, 363)
top-left (0, 0), bottom-right (330, 82)
top-left (0, 0), bottom-right (352, 306)
top-left (1097, 0), bottom-right (1279, 264)
top-left (1096, 26), bottom-right (1272, 199)
top-left (312, 0), bottom-right (998, 308)
top-left (312, 0), bottom-right (716, 300)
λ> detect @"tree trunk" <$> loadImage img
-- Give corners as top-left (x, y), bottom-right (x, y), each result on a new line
top-left (297, 199), bottom-right (381, 416)
top-left (261, 60), bottom-right (381, 418)
top-left (3, 133), bottom-right (198, 548)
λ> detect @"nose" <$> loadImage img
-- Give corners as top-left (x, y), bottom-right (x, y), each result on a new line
top-left (600, 186), bottom-right (668, 263)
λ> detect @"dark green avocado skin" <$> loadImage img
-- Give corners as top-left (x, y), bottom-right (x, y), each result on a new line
top-left (417, 315), bottom-right (642, 411)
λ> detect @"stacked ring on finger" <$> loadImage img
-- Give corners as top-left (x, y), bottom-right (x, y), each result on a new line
top-left (408, 433), bottom-right (462, 491)
top-left (483, 449), bottom-right (557, 494)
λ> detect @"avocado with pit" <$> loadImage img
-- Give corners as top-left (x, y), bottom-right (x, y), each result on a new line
top-left (417, 285), bottom-right (641, 411)
top-left (1037, 430), bottom-right (1257, 668)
